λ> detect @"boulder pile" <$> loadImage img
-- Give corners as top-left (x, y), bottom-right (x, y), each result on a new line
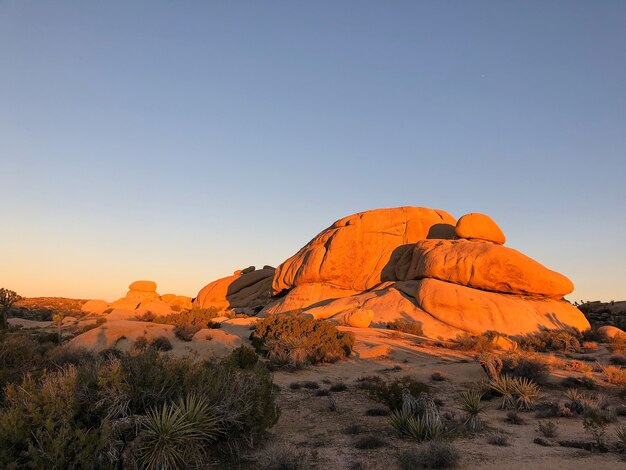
top-left (261, 208), bottom-right (590, 338)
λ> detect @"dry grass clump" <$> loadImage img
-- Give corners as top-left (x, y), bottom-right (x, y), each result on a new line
top-left (354, 435), bottom-right (387, 449)
top-left (487, 433), bottom-right (509, 446)
top-left (500, 352), bottom-right (553, 384)
top-left (251, 315), bottom-right (353, 368)
top-left (454, 331), bottom-right (501, 353)
top-left (397, 441), bottom-right (460, 469)
top-left (598, 364), bottom-right (626, 385)
top-left (607, 335), bottom-right (626, 354)
top-left (258, 441), bottom-right (310, 470)
top-left (536, 420), bottom-right (559, 437)
top-left (174, 323), bottom-right (202, 341)
top-left (386, 320), bottom-right (424, 336)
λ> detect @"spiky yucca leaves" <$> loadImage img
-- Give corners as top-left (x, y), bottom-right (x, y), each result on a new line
top-left (512, 377), bottom-right (540, 411)
top-left (138, 394), bottom-right (219, 470)
top-left (489, 375), bottom-right (517, 410)
top-left (615, 424), bottom-right (626, 448)
top-left (489, 375), bottom-right (540, 410)
top-left (390, 389), bottom-right (445, 440)
top-left (458, 390), bottom-right (486, 432)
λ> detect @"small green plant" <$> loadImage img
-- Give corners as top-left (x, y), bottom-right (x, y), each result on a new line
top-left (225, 345), bottom-right (259, 369)
top-left (387, 319), bottom-right (424, 336)
top-left (458, 390), bottom-right (486, 432)
top-left (397, 441), bottom-right (460, 470)
top-left (537, 420), bottom-right (558, 438)
top-left (390, 391), bottom-right (445, 441)
top-left (489, 375), bottom-right (539, 410)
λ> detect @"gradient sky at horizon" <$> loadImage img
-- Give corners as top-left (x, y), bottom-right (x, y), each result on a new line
top-left (1, 1), bottom-right (625, 302)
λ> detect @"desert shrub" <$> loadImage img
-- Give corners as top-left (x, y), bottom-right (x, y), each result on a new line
top-left (174, 323), bottom-right (202, 341)
top-left (251, 315), bottom-right (353, 368)
top-left (458, 390), bottom-right (486, 432)
top-left (454, 331), bottom-right (500, 353)
top-left (599, 364), bottom-right (626, 385)
top-left (302, 381), bottom-right (320, 390)
top-left (561, 376), bottom-right (597, 390)
top-left (609, 355), bottom-right (626, 366)
top-left (134, 335), bottom-right (149, 352)
top-left (151, 307), bottom-right (222, 326)
top-left (46, 344), bottom-right (96, 366)
top-left (316, 389), bottom-right (330, 396)
top-left (0, 333), bottom-right (41, 392)
top-left (431, 371), bottom-right (446, 381)
top-left (514, 329), bottom-right (581, 353)
top-left (608, 335), bottom-right (626, 354)
top-left (583, 408), bottom-right (614, 448)
top-left (397, 441), bottom-right (460, 469)
top-left (537, 420), bottom-right (558, 437)
top-left (258, 441), bottom-right (310, 470)
top-left (225, 345), bottom-right (259, 369)
top-left (488, 433), bottom-right (509, 446)
top-left (354, 435), bottom-right (387, 449)
top-left (365, 407), bottom-right (389, 416)
top-left (344, 424), bottom-right (362, 434)
top-left (150, 336), bottom-right (173, 351)
top-left (358, 375), bottom-right (429, 411)
top-left (501, 353), bottom-right (551, 384)
top-left (506, 411), bottom-right (524, 424)
top-left (0, 365), bottom-right (112, 469)
top-left (387, 320), bottom-right (423, 336)
top-left (289, 382), bottom-right (302, 390)
top-left (562, 360), bottom-right (593, 375)
top-left (330, 382), bottom-right (347, 392)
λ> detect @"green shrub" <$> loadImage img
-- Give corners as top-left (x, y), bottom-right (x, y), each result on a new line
top-left (0, 348), bottom-right (279, 468)
top-left (358, 375), bottom-right (429, 411)
top-left (489, 375), bottom-right (540, 410)
top-left (251, 315), bottom-right (353, 368)
top-left (141, 307), bottom-right (222, 328)
top-left (583, 408), bottom-right (614, 448)
top-left (225, 345), bottom-right (259, 369)
top-left (458, 390), bottom-right (486, 432)
top-left (397, 441), bottom-right (460, 469)
top-left (387, 320), bottom-right (423, 336)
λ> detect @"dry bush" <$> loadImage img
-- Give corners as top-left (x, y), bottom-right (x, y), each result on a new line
top-left (514, 329), bottom-right (582, 353)
top-left (607, 335), bottom-right (626, 354)
top-left (397, 441), bottom-right (460, 469)
top-left (174, 324), bottom-right (202, 341)
top-left (537, 420), bottom-right (558, 437)
top-left (386, 319), bottom-right (423, 336)
top-left (599, 364), bottom-right (626, 385)
top-left (251, 315), bottom-right (353, 368)
top-left (257, 441), bottom-right (309, 470)
top-left (501, 352), bottom-right (552, 384)
top-left (358, 375), bottom-right (429, 411)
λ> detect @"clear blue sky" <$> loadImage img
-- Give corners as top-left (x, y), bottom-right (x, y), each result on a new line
top-left (1, 1), bottom-right (624, 302)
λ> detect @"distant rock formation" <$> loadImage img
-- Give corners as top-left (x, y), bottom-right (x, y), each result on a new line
top-left (262, 207), bottom-right (590, 339)
top-left (81, 280), bottom-right (192, 320)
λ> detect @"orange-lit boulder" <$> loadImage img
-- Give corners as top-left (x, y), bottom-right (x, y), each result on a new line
top-left (272, 206), bottom-right (456, 296)
top-left (395, 279), bottom-right (590, 335)
top-left (262, 283), bottom-right (358, 315)
top-left (194, 267), bottom-right (275, 313)
top-left (81, 299), bottom-right (110, 315)
top-left (397, 239), bottom-right (574, 298)
top-left (163, 295), bottom-right (193, 311)
top-left (129, 280), bottom-right (157, 292)
top-left (597, 325), bottom-right (626, 340)
top-left (455, 213), bottom-right (506, 244)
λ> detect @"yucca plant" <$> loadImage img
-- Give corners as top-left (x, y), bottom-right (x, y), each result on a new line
top-left (458, 390), bottom-right (486, 432)
top-left (138, 393), bottom-right (220, 470)
top-left (390, 389), bottom-right (445, 441)
top-left (512, 377), bottom-right (540, 411)
top-left (489, 375), bottom-right (517, 410)
top-left (615, 424), bottom-right (626, 448)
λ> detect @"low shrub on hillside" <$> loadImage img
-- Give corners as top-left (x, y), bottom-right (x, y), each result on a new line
top-left (387, 320), bottom-right (424, 336)
top-left (501, 353), bottom-right (552, 384)
top-left (454, 331), bottom-right (501, 353)
top-left (141, 307), bottom-right (223, 328)
top-left (250, 315), bottom-right (353, 368)
top-left (0, 349), bottom-right (279, 469)
top-left (514, 329), bottom-right (582, 353)
top-left (397, 441), bottom-right (460, 469)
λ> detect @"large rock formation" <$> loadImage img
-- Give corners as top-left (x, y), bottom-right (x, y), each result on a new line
top-left (194, 266), bottom-right (275, 314)
top-left (268, 207), bottom-right (456, 313)
top-left (262, 207), bottom-right (590, 339)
